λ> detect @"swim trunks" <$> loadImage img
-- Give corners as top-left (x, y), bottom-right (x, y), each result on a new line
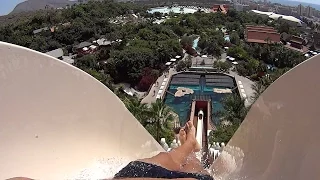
top-left (114, 161), bottom-right (214, 180)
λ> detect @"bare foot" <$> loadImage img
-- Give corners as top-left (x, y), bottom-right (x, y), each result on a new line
top-left (185, 121), bottom-right (201, 152)
top-left (179, 128), bottom-right (187, 145)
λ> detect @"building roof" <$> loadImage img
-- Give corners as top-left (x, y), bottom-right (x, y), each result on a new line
top-left (45, 48), bottom-right (63, 58)
top-left (245, 25), bottom-right (280, 44)
top-left (246, 25), bottom-right (277, 33)
top-left (251, 10), bottom-right (273, 16)
top-left (74, 42), bottom-right (92, 49)
top-left (281, 16), bottom-right (302, 24)
top-left (285, 44), bottom-right (308, 53)
top-left (290, 35), bottom-right (304, 44)
top-left (251, 10), bottom-right (302, 25)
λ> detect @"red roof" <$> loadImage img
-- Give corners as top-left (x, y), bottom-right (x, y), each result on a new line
top-left (245, 25), bottom-right (280, 44)
top-left (290, 35), bottom-right (304, 44)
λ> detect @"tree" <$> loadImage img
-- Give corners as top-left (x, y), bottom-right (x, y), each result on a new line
top-left (230, 32), bottom-right (240, 45)
top-left (124, 97), bottom-right (150, 126)
top-left (227, 45), bottom-right (249, 61)
top-left (180, 35), bottom-right (194, 48)
top-left (85, 69), bottom-right (114, 91)
top-left (75, 54), bottom-right (98, 70)
top-left (209, 94), bottom-right (248, 144)
top-left (149, 99), bottom-right (174, 142)
top-left (137, 68), bottom-right (159, 91)
top-left (251, 82), bottom-right (266, 102)
top-left (209, 124), bottom-right (239, 143)
top-left (124, 98), bottom-right (175, 143)
top-left (215, 94), bottom-right (248, 125)
top-left (214, 61), bottom-right (231, 73)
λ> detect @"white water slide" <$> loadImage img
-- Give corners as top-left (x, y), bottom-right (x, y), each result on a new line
top-left (1, 42), bottom-right (320, 180)
top-left (195, 110), bottom-right (204, 160)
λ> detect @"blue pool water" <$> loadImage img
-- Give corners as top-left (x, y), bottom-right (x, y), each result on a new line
top-left (224, 35), bottom-right (230, 42)
top-left (193, 37), bottom-right (200, 49)
top-left (164, 79), bottom-right (230, 125)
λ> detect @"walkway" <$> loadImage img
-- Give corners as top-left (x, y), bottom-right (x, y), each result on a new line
top-left (228, 71), bottom-right (254, 106)
top-left (141, 67), bottom-right (176, 104)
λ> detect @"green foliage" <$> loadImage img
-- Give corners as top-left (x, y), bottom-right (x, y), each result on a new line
top-left (0, 1), bottom-right (147, 51)
top-left (176, 58), bottom-right (192, 72)
top-left (229, 32), bottom-right (240, 45)
top-left (215, 94), bottom-right (248, 125)
top-left (251, 81), bottom-right (266, 102)
top-left (180, 35), bottom-right (194, 47)
top-left (276, 22), bottom-right (300, 36)
top-left (75, 54), bottom-right (98, 70)
top-left (209, 124), bottom-right (239, 143)
top-left (227, 45), bottom-right (249, 61)
top-left (108, 47), bottom-right (156, 84)
top-left (213, 61), bottom-right (232, 73)
top-left (210, 93), bottom-right (248, 143)
top-left (125, 98), bottom-right (175, 143)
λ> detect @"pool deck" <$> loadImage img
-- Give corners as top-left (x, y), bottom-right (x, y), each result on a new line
top-left (229, 71), bottom-right (254, 106)
top-left (141, 66), bottom-right (254, 108)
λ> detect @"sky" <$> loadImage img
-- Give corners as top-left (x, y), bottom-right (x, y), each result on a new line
top-left (290, 0), bottom-right (320, 4)
top-left (0, 0), bottom-right (26, 16)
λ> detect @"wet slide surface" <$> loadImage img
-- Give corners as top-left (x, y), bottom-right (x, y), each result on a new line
top-left (1, 42), bottom-right (320, 180)
top-left (211, 54), bottom-right (320, 180)
top-left (0, 42), bottom-right (163, 180)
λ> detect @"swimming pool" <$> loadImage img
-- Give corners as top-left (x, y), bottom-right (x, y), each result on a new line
top-left (193, 37), bottom-right (200, 49)
top-left (148, 7), bottom-right (198, 14)
top-left (224, 35), bottom-right (230, 42)
top-left (164, 73), bottom-right (236, 125)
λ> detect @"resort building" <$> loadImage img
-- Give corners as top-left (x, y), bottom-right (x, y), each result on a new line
top-left (245, 25), bottom-right (280, 44)
top-left (281, 33), bottom-right (308, 53)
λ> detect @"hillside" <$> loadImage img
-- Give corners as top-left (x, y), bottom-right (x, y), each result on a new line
top-left (10, 0), bottom-right (78, 14)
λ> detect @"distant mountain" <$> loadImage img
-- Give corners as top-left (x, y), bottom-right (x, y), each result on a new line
top-left (269, 0), bottom-right (320, 10)
top-left (10, 0), bottom-right (79, 14)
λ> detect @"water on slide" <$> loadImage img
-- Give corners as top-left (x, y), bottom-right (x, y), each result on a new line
top-left (0, 42), bottom-right (319, 179)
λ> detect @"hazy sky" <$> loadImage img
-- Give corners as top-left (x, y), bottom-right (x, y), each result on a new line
top-left (291, 0), bottom-right (320, 4)
top-left (0, 0), bottom-right (26, 16)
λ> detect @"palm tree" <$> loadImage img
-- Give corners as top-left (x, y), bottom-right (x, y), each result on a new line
top-left (251, 82), bottom-right (266, 102)
top-left (124, 97), bottom-right (150, 126)
top-left (216, 94), bottom-right (248, 125)
top-left (150, 99), bottom-right (174, 141)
